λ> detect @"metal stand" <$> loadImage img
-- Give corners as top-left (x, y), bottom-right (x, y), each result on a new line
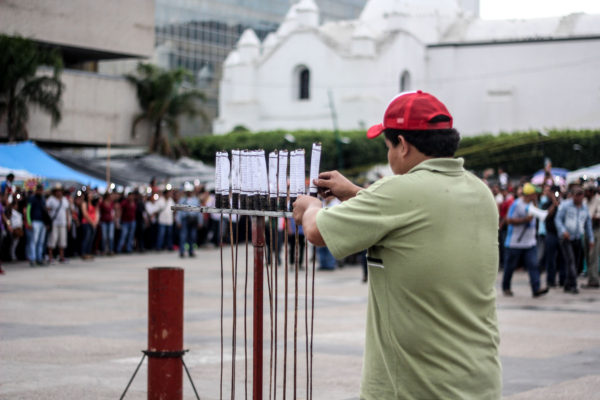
top-left (119, 350), bottom-right (201, 400)
top-left (172, 205), bottom-right (292, 400)
top-left (174, 205), bottom-right (292, 219)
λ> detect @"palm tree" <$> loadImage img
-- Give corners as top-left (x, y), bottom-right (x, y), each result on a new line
top-left (126, 63), bottom-right (207, 157)
top-left (0, 35), bottom-right (64, 142)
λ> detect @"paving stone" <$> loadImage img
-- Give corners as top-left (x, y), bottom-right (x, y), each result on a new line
top-left (1, 248), bottom-right (599, 399)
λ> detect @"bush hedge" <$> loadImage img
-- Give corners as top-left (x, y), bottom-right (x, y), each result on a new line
top-left (184, 129), bottom-right (600, 177)
top-left (184, 129), bottom-right (387, 175)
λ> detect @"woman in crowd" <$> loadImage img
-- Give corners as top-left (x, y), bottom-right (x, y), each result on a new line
top-left (6, 199), bottom-right (24, 261)
top-left (77, 193), bottom-right (98, 260)
top-left (99, 192), bottom-right (115, 255)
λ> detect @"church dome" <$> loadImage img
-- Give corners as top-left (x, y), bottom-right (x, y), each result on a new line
top-left (360, 0), bottom-right (460, 22)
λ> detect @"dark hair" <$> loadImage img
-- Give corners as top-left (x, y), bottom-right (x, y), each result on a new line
top-left (383, 115), bottom-right (460, 157)
top-left (384, 128), bottom-right (460, 157)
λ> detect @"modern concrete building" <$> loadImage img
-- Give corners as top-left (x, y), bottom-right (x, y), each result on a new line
top-left (215, 0), bottom-right (600, 136)
top-left (0, 0), bottom-right (155, 146)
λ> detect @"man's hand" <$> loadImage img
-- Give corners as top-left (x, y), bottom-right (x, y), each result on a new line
top-left (562, 231), bottom-right (571, 240)
top-left (314, 171), bottom-right (362, 202)
top-left (292, 195), bottom-right (322, 226)
top-left (590, 241), bottom-right (595, 251)
top-left (292, 195), bottom-right (326, 247)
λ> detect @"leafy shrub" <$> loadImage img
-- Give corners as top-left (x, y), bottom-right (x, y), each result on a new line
top-left (184, 129), bottom-right (600, 176)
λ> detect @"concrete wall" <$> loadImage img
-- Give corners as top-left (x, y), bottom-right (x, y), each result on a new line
top-left (427, 39), bottom-right (600, 136)
top-left (217, 28), bottom-right (600, 137)
top-left (26, 69), bottom-right (151, 146)
top-left (215, 30), bottom-right (427, 134)
top-left (0, 0), bottom-right (154, 57)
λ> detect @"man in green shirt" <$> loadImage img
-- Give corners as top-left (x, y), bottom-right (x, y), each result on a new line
top-left (293, 91), bottom-right (501, 399)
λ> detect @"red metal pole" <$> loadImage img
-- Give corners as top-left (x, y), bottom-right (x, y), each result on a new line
top-left (252, 216), bottom-right (265, 400)
top-left (148, 267), bottom-right (184, 400)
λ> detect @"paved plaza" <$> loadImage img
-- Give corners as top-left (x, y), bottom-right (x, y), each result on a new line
top-left (1, 247), bottom-right (600, 399)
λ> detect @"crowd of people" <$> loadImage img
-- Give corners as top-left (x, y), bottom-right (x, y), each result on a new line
top-left (2, 168), bottom-right (599, 290)
top-left (0, 173), bottom-right (347, 275)
top-left (491, 171), bottom-right (599, 296)
top-left (0, 175), bottom-right (233, 273)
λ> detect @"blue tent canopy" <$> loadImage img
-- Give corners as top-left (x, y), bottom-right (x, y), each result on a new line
top-left (0, 141), bottom-right (105, 187)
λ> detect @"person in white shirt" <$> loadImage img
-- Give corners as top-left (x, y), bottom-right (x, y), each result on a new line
top-left (6, 200), bottom-right (23, 261)
top-left (155, 189), bottom-right (175, 250)
top-left (145, 193), bottom-right (160, 250)
top-left (46, 185), bottom-right (71, 263)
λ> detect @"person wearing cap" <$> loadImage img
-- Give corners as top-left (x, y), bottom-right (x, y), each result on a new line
top-left (293, 91), bottom-right (501, 399)
top-left (555, 185), bottom-right (594, 294)
top-left (582, 183), bottom-right (600, 288)
top-left (46, 184), bottom-right (71, 263)
top-left (502, 182), bottom-right (549, 298)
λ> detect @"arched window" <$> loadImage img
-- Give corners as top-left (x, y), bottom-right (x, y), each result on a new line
top-left (400, 70), bottom-right (411, 92)
top-left (298, 67), bottom-right (310, 100)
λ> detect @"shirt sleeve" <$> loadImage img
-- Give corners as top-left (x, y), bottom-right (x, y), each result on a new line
top-left (315, 177), bottom-right (407, 259)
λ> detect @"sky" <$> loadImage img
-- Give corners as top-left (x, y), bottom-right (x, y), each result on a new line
top-left (479, 0), bottom-right (600, 20)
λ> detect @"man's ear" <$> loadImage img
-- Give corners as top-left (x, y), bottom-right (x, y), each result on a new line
top-left (397, 135), bottom-right (410, 156)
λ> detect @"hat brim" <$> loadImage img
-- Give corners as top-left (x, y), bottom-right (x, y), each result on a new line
top-left (366, 123), bottom-right (384, 139)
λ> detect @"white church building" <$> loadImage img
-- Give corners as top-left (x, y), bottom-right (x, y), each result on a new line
top-left (214, 0), bottom-right (600, 136)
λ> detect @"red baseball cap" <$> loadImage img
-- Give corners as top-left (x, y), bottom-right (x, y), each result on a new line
top-left (366, 90), bottom-right (453, 139)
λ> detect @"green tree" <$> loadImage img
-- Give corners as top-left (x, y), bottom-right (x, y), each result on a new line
top-left (0, 35), bottom-right (64, 142)
top-left (126, 63), bottom-right (207, 156)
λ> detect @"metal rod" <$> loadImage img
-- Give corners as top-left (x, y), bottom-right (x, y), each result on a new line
top-left (268, 221), bottom-right (275, 400)
top-left (173, 205), bottom-right (292, 219)
top-left (230, 216), bottom-right (237, 400)
top-left (293, 226), bottom-right (299, 400)
top-left (181, 357), bottom-right (202, 400)
top-left (305, 238), bottom-right (309, 399)
top-left (119, 353), bottom-right (146, 400)
top-left (283, 218), bottom-right (288, 400)
top-left (310, 251), bottom-right (316, 400)
top-left (244, 217), bottom-right (249, 400)
top-left (273, 219), bottom-right (279, 400)
top-left (219, 213), bottom-right (224, 400)
top-left (252, 216), bottom-right (266, 400)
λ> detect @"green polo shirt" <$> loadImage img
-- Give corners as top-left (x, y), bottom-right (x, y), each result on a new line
top-left (316, 158), bottom-right (501, 400)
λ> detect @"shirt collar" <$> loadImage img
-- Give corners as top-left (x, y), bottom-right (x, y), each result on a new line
top-left (408, 157), bottom-right (465, 175)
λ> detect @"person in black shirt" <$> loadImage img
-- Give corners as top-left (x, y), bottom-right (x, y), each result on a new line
top-left (28, 184), bottom-right (48, 266)
top-left (543, 186), bottom-right (564, 287)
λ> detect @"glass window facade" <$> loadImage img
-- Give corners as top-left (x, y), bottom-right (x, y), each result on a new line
top-left (155, 0), bottom-right (366, 134)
